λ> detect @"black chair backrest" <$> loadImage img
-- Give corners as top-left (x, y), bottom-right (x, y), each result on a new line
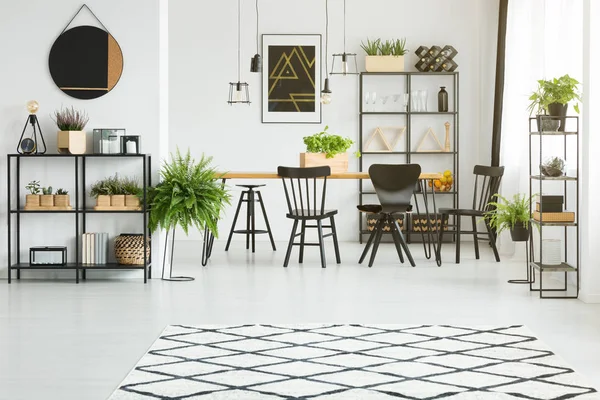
top-left (278, 166), bottom-right (330, 216)
top-left (472, 165), bottom-right (505, 212)
top-left (369, 164), bottom-right (422, 210)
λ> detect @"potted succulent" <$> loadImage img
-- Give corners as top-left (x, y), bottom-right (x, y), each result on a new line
top-left (25, 180), bottom-right (41, 208)
top-left (54, 188), bottom-right (70, 207)
top-left (122, 177), bottom-right (142, 208)
top-left (301, 126), bottom-right (360, 173)
top-left (540, 156), bottom-right (566, 177)
top-left (528, 74), bottom-right (581, 132)
top-left (362, 38), bottom-right (408, 72)
top-left (54, 106), bottom-right (89, 154)
top-left (148, 149), bottom-right (231, 237)
top-left (41, 186), bottom-right (54, 207)
top-left (484, 193), bottom-right (534, 242)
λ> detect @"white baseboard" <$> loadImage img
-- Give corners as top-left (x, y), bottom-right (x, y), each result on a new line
top-left (579, 291), bottom-right (600, 304)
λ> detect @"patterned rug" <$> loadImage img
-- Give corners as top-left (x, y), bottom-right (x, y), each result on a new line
top-left (110, 324), bottom-right (599, 399)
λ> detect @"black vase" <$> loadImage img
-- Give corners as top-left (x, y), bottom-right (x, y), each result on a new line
top-left (547, 102), bottom-right (568, 132)
top-left (510, 222), bottom-right (530, 242)
top-left (438, 86), bottom-right (449, 112)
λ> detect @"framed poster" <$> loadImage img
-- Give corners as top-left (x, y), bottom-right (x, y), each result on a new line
top-left (262, 34), bottom-right (322, 124)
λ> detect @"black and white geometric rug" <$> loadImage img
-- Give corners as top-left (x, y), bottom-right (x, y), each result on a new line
top-left (109, 324), bottom-right (599, 399)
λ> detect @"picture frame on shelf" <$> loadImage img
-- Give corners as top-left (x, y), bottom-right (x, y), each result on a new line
top-left (262, 34), bottom-right (322, 124)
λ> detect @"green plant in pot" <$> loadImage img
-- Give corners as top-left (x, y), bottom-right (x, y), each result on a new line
top-left (301, 126), bottom-right (359, 173)
top-left (484, 193), bottom-right (535, 242)
top-left (528, 74), bottom-right (581, 132)
top-left (148, 148), bottom-right (231, 238)
top-left (53, 106), bottom-right (89, 154)
top-left (540, 156), bottom-right (565, 177)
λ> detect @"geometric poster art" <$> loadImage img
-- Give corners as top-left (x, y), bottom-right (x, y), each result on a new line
top-left (262, 35), bottom-right (322, 124)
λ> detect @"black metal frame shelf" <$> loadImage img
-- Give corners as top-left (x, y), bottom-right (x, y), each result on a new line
top-left (358, 72), bottom-right (459, 243)
top-left (528, 115), bottom-right (579, 299)
top-left (6, 153), bottom-right (152, 284)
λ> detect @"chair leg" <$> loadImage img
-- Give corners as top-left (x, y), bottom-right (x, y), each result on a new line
top-left (330, 216), bottom-right (341, 264)
top-left (394, 219), bottom-right (415, 267)
top-left (317, 220), bottom-right (327, 268)
top-left (245, 191), bottom-right (251, 250)
top-left (257, 191), bottom-right (276, 251)
top-left (437, 213), bottom-right (448, 261)
top-left (485, 220), bottom-right (501, 262)
top-left (368, 218), bottom-right (385, 268)
top-left (283, 220), bottom-right (298, 268)
top-left (225, 192), bottom-right (244, 251)
top-left (359, 218), bottom-right (381, 264)
top-left (298, 220), bottom-right (306, 263)
top-left (455, 216), bottom-right (461, 264)
top-left (250, 190), bottom-right (256, 253)
top-left (390, 215), bottom-right (405, 264)
top-left (472, 216), bottom-right (480, 260)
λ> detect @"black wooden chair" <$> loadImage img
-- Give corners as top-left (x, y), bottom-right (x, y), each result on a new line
top-left (278, 166), bottom-right (341, 268)
top-left (358, 164), bottom-right (421, 268)
top-left (438, 165), bottom-right (505, 263)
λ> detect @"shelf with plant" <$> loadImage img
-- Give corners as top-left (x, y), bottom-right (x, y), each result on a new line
top-left (528, 74), bottom-right (581, 132)
top-left (301, 126), bottom-right (360, 173)
top-left (54, 106), bottom-right (89, 155)
top-left (361, 38), bottom-right (408, 72)
top-left (90, 175), bottom-right (142, 210)
top-left (23, 181), bottom-right (72, 210)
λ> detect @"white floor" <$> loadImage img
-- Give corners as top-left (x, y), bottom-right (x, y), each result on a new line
top-left (1, 241), bottom-right (600, 400)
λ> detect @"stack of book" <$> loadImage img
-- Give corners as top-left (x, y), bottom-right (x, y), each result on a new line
top-left (82, 233), bottom-right (109, 265)
top-left (532, 195), bottom-right (575, 223)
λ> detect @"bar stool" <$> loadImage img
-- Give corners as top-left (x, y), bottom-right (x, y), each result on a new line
top-left (225, 185), bottom-right (276, 253)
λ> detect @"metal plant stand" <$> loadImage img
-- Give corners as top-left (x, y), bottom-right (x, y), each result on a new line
top-left (508, 230), bottom-right (535, 284)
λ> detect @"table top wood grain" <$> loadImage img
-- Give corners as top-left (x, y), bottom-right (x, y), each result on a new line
top-left (218, 172), bottom-right (443, 180)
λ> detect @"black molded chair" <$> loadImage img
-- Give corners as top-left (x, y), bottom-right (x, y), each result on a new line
top-left (438, 165), bottom-right (505, 263)
top-left (358, 164), bottom-right (421, 267)
top-left (278, 166), bottom-right (341, 268)
top-left (225, 184), bottom-right (276, 253)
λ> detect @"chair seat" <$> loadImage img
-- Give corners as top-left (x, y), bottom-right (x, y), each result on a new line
top-left (357, 204), bottom-right (383, 214)
top-left (236, 184), bottom-right (266, 189)
top-left (287, 209), bottom-right (338, 220)
top-left (439, 207), bottom-right (484, 217)
top-left (358, 204), bottom-right (412, 214)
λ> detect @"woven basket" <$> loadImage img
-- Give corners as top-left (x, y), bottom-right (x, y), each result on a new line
top-left (114, 234), bottom-right (150, 265)
top-left (367, 214), bottom-right (404, 232)
top-left (411, 214), bottom-right (449, 233)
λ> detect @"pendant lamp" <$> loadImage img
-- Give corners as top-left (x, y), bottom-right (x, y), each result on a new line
top-left (330, 0), bottom-right (358, 76)
top-left (250, 0), bottom-right (261, 72)
top-left (320, 0), bottom-right (332, 104)
top-left (228, 0), bottom-right (251, 105)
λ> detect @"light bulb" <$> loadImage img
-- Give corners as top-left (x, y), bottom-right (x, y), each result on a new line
top-left (341, 54), bottom-right (348, 75)
top-left (235, 89), bottom-right (243, 102)
top-left (27, 100), bottom-right (39, 114)
top-left (321, 92), bottom-right (332, 104)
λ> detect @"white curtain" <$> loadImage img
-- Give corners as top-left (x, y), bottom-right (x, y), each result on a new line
top-left (499, 0), bottom-right (583, 255)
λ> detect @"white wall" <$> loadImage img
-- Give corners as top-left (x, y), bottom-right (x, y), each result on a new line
top-left (169, 0), bottom-right (499, 243)
top-left (0, 0), bottom-right (160, 278)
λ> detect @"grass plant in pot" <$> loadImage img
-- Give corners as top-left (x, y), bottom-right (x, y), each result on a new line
top-left (122, 177), bottom-right (142, 208)
top-left (362, 38), bottom-right (408, 72)
top-left (301, 126), bottom-right (360, 173)
top-left (528, 74), bottom-right (581, 132)
top-left (90, 178), bottom-right (112, 207)
top-left (484, 193), bottom-right (534, 242)
top-left (54, 106), bottom-right (89, 154)
top-left (25, 180), bottom-right (41, 208)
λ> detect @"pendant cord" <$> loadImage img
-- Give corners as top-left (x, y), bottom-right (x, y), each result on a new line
top-left (237, 0), bottom-right (241, 82)
top-left (343, 0), bottom-right (346, 54)
top-left (255, 0), bottom-right (260, 53)
top-left (325, 0), bottom-right (329, 75)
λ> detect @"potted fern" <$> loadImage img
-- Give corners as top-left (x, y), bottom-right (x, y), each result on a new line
top-left (484, 193), bottom-right (534, 242)
top-left (54, 106), bottom-right (89, 154)
top-left (148, 149), bottom-right (231, 239)
top-left (301, 126), bottom-right (359, 173)
top-left (362, 38), bottom-right (408, 72)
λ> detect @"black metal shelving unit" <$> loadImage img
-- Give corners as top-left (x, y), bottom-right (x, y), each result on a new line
top-left (6, 154), bottom-right (152, 284)
top-left (528, 116), bottom-right (579, 298)
top-left (358, 72), bottom-right (459, 242)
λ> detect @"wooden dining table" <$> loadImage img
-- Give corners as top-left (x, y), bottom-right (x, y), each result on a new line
top-left (201, 171), bottom-right (444, 267)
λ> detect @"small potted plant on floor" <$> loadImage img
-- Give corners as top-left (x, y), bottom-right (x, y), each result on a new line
top-left (54, 106), bottom-right (89, 154)
top-left (25, 180), bottom-right (41, 208)
top-left (484, 193), bottom-right (534, 242)
top-left (40, 186), bottom-right (54, 207)
top-left (301, 126), bottom-right (360, 173)
top-left (528, 74), bottom-right (581, 132)
top-left (362, 38), bottom-right (407, 72)
top-left (122, 177), bottom-right (142, 208)
top-left (54, 188), bottom-right (70, 207)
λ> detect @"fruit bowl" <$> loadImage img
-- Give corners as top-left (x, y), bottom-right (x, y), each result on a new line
top-left (429, 170), bottom-right (454, 192)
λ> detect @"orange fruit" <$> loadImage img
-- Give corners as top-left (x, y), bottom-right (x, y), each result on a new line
top-left (434, 180), bottom-right (441, 188)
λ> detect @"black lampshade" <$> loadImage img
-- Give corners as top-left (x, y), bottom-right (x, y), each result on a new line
top-left (250, 54), bottom-right (261, 73)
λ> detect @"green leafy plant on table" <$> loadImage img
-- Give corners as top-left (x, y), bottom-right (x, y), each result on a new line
top-left (379, 40), bottom-right (394, 56)
top-left (528, 74), bottom-right (582, 115)
top-left (484, 193), bottom-right (535, 235)
top-left (360, 38), bottom-right (381, 55)
top-left (26, 180), bottom-right (41, 194)
top-left (53, 106), bottom-right (90, 131)
top-left (303, 126), bottom-right (360, 159)
top-left (148, 148), bottom-right (231, 237)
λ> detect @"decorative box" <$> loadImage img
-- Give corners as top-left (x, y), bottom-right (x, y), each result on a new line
top-left (93, 129), bottom-right (125, 154)
top-left (29, 246), bottom-right (67, 266)
top-left (536, 195), bottom-right (564, 212)
top-left (120, 135), bottom-right (141, 154)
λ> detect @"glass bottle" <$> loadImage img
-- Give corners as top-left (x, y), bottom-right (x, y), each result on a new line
top-left (438, 86), bottom-right (449, 112)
